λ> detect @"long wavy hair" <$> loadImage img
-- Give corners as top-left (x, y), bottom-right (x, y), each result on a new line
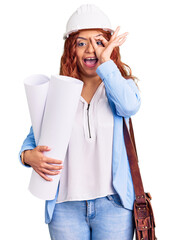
top-left (60, 29), bottom-right (139, 87)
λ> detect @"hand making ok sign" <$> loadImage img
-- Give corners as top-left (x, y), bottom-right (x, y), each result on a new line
top-left (90, 26), bottom-right (129, 64)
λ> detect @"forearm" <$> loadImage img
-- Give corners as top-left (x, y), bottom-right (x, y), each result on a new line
top-left (96, 60), bottom-right (141, 117)
top-left (19, 126), bottom-right (36, 168)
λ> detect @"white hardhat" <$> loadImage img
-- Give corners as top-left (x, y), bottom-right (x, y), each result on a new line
top-left (63, 4), bottom-right (114, 39)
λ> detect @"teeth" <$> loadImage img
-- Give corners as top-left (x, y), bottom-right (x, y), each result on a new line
top-left (85, 58), bottom-right (97, 60)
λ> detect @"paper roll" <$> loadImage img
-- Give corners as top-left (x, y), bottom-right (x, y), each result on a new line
top-left (24, 74), bottom-right (50, 144)
top-left (24, 74), bottom-right (84, 200)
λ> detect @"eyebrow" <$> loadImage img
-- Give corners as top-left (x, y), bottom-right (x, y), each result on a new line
top-left (77, 34), bottom-right (103, 41)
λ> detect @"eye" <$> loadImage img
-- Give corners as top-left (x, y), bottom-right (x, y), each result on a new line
top-left (77, 42), bottom-right (86, 47)
top-left (96, 41), bottom-right (103, 45)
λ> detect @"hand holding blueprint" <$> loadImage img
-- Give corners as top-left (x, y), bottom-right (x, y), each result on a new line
top-left (24, 74), bottom-right (83, 200)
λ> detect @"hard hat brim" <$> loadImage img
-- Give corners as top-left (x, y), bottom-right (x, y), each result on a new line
top-left (63, 27), bottom-right (114, 40)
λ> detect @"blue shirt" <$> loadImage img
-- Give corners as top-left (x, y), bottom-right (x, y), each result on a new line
top-left (19, 60), bottom-right (141, 224)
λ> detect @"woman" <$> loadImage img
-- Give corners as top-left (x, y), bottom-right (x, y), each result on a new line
top-left (19, 4), bottom-right (141, 240)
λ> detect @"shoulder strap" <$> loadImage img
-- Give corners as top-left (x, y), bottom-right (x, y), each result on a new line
top-left (129, 118), bottom-right (138, 160)
top-left (123, 117), bottom-right (146, 204)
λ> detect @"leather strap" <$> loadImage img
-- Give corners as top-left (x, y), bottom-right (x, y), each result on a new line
top-left (123, 117), bottom-right (146, 204)
top-left (129, 118), bottom-right (138, 160)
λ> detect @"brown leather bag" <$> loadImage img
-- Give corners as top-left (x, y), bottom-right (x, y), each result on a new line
top-left (123, 117), bottom-right (157, 240)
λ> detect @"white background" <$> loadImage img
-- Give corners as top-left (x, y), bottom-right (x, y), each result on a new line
top-left (0, 0), bottom-right (175, 239)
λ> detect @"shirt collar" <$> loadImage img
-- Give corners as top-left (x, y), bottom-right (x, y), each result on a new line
top-left (80, 81), bottom-right (104, 105)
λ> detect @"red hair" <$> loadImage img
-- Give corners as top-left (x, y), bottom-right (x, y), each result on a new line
top-left (59, 29), bottom-right (139, 87)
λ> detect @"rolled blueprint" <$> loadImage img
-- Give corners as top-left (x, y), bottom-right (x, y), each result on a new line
top-left (24, 74), bottom-right (84, 200)
top-left (24, 74), bottom-right (50, 144)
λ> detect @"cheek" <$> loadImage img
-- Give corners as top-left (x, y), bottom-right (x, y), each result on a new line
top-left (76, 50), bottom-right (83, 63)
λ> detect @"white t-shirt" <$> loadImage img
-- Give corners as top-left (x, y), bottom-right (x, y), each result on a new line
top-left (56, 81), bottom-right (117, 203)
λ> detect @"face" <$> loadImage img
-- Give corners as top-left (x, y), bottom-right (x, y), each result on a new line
top-left (75, 29), bottom-right (104, 79)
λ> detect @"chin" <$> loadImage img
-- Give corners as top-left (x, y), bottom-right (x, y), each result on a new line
top-left (78, 64), bottom-right (98, 78)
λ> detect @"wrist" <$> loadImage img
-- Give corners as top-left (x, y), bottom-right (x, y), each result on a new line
top-left (99, 57), bottom-right (111, 64)
top-left (22, 150), bottom-right (31, 166)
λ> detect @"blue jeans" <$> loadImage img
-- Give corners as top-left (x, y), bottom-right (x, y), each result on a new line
top-left (48, 194), bottom-right (134, 240)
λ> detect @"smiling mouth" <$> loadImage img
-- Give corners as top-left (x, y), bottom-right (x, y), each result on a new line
top-left (83, 57), bottom-right (98, 68)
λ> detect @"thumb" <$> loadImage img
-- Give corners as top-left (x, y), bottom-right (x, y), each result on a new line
top-left (90, 36), bottom-right (97, 50)
top-left (36, 145), bottom-right (51, 152)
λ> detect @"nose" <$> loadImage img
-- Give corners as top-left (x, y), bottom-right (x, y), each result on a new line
top-left (85, 41), bottom-right (95, 53)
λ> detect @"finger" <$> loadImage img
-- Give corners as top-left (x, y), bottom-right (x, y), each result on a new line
top-left (111, 26), bottom-right (121, 40)
top-left (115, 32), bottom-right (129, 41)
top-left (42, 169), bottom-right (62, 176)
top-left (35, 169), bottom-right (53, 181)
top-left (117, 37), bottom-right (127, 46)
top-left (94, 35), bottom-right (108, 46)
top-left (113, 35), bottom-right (128, 46)
top-left (37, 145), bottom-right (51, 152)
top-left (90, 37), bottom-right (98, 50)
top-left (44, 163), bottom-right (64, 171)
top-left (45, 158), bottom-right (63, 164)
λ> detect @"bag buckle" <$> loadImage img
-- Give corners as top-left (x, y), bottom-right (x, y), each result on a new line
top-left (135, 194), bottom-right (147, 205)
top-left (136, 216), bottom-right (152, 231)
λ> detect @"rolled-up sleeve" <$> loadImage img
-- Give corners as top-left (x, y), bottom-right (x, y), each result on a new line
top-left (96, 60), bottom-right (141, 117)
top-left (18, 126), bottom-right (36, 167)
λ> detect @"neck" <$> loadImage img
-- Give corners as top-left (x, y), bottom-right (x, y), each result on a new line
top-left (80, 74), bottom-right (102, 87)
